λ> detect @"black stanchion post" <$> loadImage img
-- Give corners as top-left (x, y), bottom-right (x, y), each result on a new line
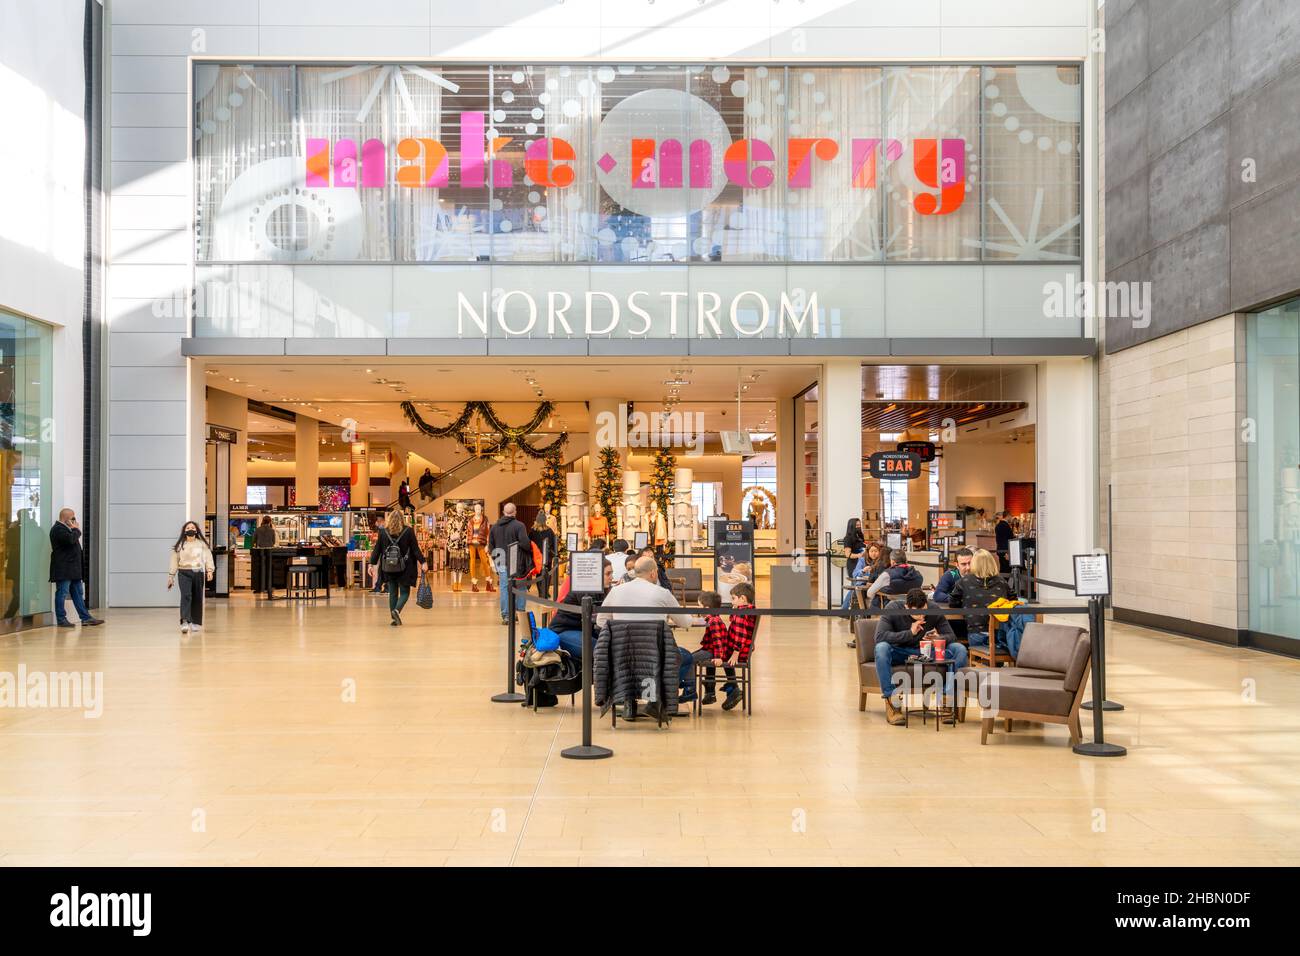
top-left (491, 578), bottom-right (525, 704)
top-left (823, 532), bottom-right (832, 609)
top-left (1081, 595), bottom-right (1125, 713)
top-left (562, 595), bottom-right (612, 760)
top-left (1073, 595), bottom-right (1126, 757)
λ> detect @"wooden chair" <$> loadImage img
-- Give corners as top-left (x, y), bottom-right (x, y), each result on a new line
top-left (692, 658), bottom-right (752, 716)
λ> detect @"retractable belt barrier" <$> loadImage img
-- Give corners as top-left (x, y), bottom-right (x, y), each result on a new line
top-left (495, 581), bottom-right (1124, 760)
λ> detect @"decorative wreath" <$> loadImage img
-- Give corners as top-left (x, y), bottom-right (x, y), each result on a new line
top-left (401, 401), bottom-right (568, 460)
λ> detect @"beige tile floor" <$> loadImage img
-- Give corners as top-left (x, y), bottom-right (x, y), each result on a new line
top-left (2, 579), bottom-right (1299, 867)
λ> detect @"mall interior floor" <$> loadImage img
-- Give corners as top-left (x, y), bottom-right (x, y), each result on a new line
top-left (1, 583), bottom-right (1298, 867)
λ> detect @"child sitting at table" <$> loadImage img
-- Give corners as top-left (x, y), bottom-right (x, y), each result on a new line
top-left (677, 590), bottom-right (727, 706)
top-left (677, 583), bottom-right (758, 710)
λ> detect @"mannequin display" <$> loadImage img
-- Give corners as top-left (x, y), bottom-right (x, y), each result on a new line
top-left (445, 503), bottom-right (470, 592)
top-left (467, 502), bottom-right (494, 592)
top-left (587, 512), bottom-right (610, 542)
top-left (747, 496), bottom-right (771, 530)
top-left (652, 510), bottom-right (668, 547)
top-left (428, 511), bottom-right (446, 572)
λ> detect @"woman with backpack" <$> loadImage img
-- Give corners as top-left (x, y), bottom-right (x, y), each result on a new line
top-left (368, 508), bottom-right (426, 626)
top-left (529, 510), bottom-right (557, 599)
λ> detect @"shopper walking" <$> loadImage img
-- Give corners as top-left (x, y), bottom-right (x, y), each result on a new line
top-left (167, 521), bottom-right (214, 634)
top-left (49, 507), bottom-right (103, 629)
top-left (369, 511), bottom-right (388, 593)
top-left (529, 510), bottom-right (556, 599)
top-left (369, 508), bottom-right (425, 626)
top-left (489, 502), bottom-right (534, 625)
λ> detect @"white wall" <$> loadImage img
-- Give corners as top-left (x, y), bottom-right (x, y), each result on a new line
top-left (0, 0), bottom-right (88, 595)
top-left (104, 0), bottom-right (1095, 605)
top-left (942, 441), bottom-right (1037, 515)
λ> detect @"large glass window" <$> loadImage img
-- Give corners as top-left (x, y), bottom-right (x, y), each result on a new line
top-left (1247, 298), bottom-right (1300, 643)
top-left (193, 62), bottom-right (1081, 266)
top-left (0, 309), bottom-right (53, 625)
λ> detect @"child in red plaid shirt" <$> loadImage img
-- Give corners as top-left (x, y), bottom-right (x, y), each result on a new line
top-left (677, 583), bottom-right (758, 709)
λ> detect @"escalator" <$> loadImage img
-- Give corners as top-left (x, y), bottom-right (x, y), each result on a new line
top-left (407, 454), bottom-right (501, 512)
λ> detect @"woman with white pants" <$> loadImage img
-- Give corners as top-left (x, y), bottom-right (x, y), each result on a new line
top-left (167, 521), bottom-right (214, 634)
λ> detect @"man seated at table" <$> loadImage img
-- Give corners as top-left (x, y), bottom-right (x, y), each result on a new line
top-left (874, 588), bottom-right (969, 727)
top-left (865, 549), bottom-right (924, 609)
top-left (596, 556), bottom-right (693, 629)
top-left (933, 547), bottom-right (973, 604)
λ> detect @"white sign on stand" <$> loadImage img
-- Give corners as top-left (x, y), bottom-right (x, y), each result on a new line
top-left (886, 532), bottom-right (901, 550)
top-left (1009, 539), bottom-right (1022, 568)
top-left (569, 551), bottom-right (605, 595)
top-left (1072, 553), bottom-right (1111, 597)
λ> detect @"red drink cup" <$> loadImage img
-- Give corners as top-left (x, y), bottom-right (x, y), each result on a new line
top-left (933, 638), bottom-right (947, 661)
top-left (919, 639), bottom-right (932, 658)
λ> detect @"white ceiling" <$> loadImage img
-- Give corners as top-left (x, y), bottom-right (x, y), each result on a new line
top-left (205, 358), bottom-right (814, 435)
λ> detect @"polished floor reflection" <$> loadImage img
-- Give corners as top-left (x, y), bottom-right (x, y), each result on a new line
top-left (1, 582), bottom-right (1298, 867)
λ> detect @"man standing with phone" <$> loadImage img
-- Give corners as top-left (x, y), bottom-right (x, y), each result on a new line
top-left (49, 508), bottom-right (104, 629)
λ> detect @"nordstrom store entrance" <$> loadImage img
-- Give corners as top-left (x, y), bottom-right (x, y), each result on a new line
top-left (192, 354), bottom-right (1080, 606)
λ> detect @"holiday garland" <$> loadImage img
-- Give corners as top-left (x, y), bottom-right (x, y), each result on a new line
top-left (400, 400), bottom-right (567, 460)
top-left (594, 446), bottom-right (622, 523)
top-left (648, 447), bottom-right (676, 527)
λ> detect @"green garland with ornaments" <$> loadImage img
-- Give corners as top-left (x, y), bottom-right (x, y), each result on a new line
top-left (647, 447), bottom-right (676, 527)
top-left (400, 400), bottom-right (567, 460)
top-left (594, 446), bottom-right (623, 523)
top-left (538, 450), bottom-right (565, 521)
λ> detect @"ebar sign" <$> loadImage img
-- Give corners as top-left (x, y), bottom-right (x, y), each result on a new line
top-left (868, 451), bottom-right (921, 480)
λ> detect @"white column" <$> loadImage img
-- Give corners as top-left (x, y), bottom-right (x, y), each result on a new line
top-left (348, 438), bottom-right (368, 509)
top-left (620, 470), bottom-right (642, 540)
top-left (586, 397), bottom-right (624, 501)
top-left (1036, 358), bottom-right (1097, 587)
top-left (187, 370), bottom-right (206, 523)
top-left (817, 359), bottom-right (863, 550)
top-left (295, 414), bottom-right (320, 507)
top-left (206, 387), bottom-right (248, 505)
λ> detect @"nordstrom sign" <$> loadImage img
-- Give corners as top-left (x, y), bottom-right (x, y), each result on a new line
top-left (457, 288), bottom-right (821, 338)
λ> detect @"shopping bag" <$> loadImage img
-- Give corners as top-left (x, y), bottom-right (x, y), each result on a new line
top-left (415, 573), bottom-right (434, 609)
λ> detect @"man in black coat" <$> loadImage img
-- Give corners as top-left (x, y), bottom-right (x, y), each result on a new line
top-left (49, 508), bottom-right (103, 628)
top-left (488, 502), bottom-right (534, 625)
top-left (873, 588), bottom-right (965, 726)
top-left (994, 511), bottom-right (1014, 573)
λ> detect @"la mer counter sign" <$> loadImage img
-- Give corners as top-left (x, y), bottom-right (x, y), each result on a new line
top-left (868, 451), bottom-right (921, 480)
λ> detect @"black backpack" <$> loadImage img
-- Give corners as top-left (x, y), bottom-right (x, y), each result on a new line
top-left (380, 530), bottom-right (407, 574)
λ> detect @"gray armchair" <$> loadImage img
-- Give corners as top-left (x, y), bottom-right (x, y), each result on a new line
top-left (977, 622), bottom-right (1091, 746)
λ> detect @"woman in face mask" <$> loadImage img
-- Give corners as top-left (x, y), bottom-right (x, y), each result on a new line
top-left (168, 521), bottom-right (215, 634)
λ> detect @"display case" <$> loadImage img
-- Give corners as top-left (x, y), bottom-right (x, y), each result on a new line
top-left (926, 509), bottom-right (968, 551)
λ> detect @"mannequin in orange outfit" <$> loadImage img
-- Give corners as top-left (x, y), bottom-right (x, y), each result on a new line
top-left (587, 512), bottom-right (610, 542)
top-left (467, 502), bottom-right (494, 591)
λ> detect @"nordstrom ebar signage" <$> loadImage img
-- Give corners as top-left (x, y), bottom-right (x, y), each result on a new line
top-left (868, 451), bottom-right (921, 480)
